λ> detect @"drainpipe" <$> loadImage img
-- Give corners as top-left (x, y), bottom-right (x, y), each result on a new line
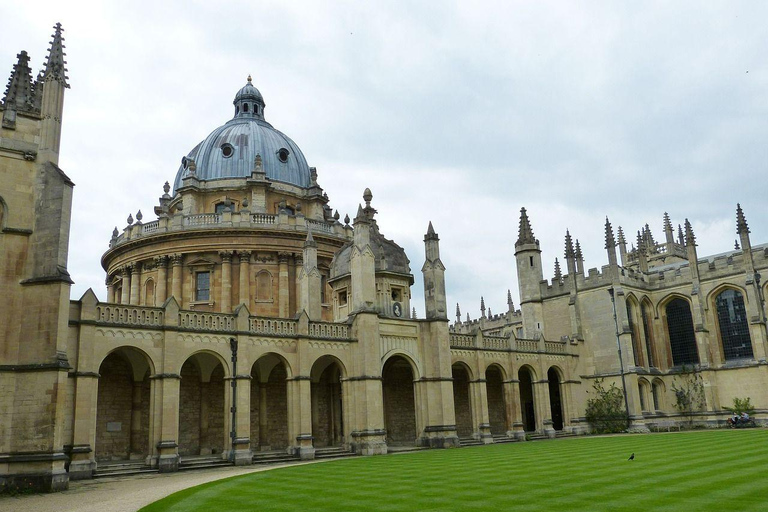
top-left (229, 337), bottom-right (238, 463)
top-left (608, 287), bottom-right (631, 428)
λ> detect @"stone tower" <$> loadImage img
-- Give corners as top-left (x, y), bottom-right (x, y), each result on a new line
top-left (514, 207), bottom-right (543, 338)
top-left (0, 23), bottom-right (73, 492)
top-left (422, 221), bottom-right (447, 320)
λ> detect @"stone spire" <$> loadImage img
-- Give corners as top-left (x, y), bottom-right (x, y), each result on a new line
top-left (2, 51), bottom-right (35, 128)
top-left (736, 203), bottom-right (750, 235)
top-left (554, 258), bottom-right (562, 282)
top-left (604, 217), bottom-right (615, 249)
top-left (684, 219), bottom-right (696, 247)
top-left (636, 230), bottom-right (648, 273)
top-left (575, 239), bottom-right (584, 274)
top-left (422, 221), bottom-right (447, 320)
top-left (617, 226), bottom-right (628, 266)
top-left (516, 207), bottom-right (536, 247)
top-left (684, 219), bottom-right (700, 281)
top-left (43, 23), bottom-right (69, 87)
top-left (564, 230), bottom-right (575, 259)
top-left (456, 303), bottom-right (461, 324)
top-left (677, 224), bottom-right (685, 246)
top-left (663, 212), bottom-right (675, 244)
top-left (480, 296), bottom-right (486, 318)
top-left (507, 290), bottom-right (514, 312)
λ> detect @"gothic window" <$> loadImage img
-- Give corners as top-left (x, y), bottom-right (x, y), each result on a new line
top-left (641, 302), bottom-right (655, 367)
top-left (626, 301), bottom-right (640, 366)
top-left (665, 298), bottom-right (699, 366)
top-left (256, 270), bottom-right (272, 301)
top-left (195, 271), bottom-right (210, 302)
top-left (638, 382), bottom-right (646, 411)
top-left (715, 289), bottom-right (753, 360)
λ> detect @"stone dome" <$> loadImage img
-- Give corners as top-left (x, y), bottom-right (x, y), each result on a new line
top-left (330, 223), bottom-right (413, 281)
top-left (172, 77), bottom-right (311, 192)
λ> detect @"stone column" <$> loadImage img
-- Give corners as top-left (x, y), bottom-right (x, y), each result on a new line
top-left (239, 252), bottom-right (251, 306)
top-left (470, 378), bottom-right (492, 443)
top-left (278, 252), bottom-right (290, 317)
top-left (156, 375), bottom-right (181, 472)
top-left (220, 252), bottom-right (233, 312)
top-left (130, 381), bottom-right (143, 456)
top-left (288, 376), bottom-right (315, 460)
top-left (156, 256), bottom-right (168, 305)
top-left (121, 266), bottom-right (131, 305)
top-left (294, 254), bottom-right (302, 316)
top-left (130, 263), bottom-right (142, 306)
top-left (68, 374), bottom-right (99, 480)
top-left (504, 379), bottom-right (525, 440)
top-left (171, 254), bottom-right (183, 306)
top-left (535, 379), bottom-right (554, 437)
top-left (106, 276), bottom-right (115, 303)
top-left (258, 385), bottom-right (268, 448)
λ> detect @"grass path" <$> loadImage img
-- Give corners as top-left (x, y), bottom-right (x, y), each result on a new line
top-left (140, 430), bottom-right (768, 512)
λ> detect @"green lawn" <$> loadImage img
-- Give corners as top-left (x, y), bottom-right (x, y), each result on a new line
top-left (141, 430), bottom-right (768, 512)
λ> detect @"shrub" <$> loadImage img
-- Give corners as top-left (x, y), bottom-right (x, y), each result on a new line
top-left (671, 365), bottom-right (706, 428)
top-left (585, 378), bottom-right (628, 434)
top-left (723, 397), bottom-right (755, 417)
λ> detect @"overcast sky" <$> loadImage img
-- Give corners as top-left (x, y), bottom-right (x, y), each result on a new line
top-left (2, 1), bottom-right (767, 321)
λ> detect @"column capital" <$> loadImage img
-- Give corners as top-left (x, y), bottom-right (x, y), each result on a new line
top-left (154, 255), bottom-right (169, 268)
top-left (170, 254), bottom-right (183, 266)
top-left (219, 251), bottom-right (234, 263)
top-left (238, 251), bottom-right (251, 263)
top-left (278, 252), bottom-right (291, 264)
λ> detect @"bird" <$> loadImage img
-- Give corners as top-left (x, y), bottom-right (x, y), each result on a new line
top-left (628, 453), bottom-right (635, 461)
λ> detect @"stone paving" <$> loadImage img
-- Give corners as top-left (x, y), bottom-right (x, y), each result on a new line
top-left (0, 462), bottom-right (318, 512)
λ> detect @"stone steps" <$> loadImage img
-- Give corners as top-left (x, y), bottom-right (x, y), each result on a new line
top-left (93, 460), bottom-right (158, 479)
top-left (252, 450), bottom-right (301, 465)
top-left (459, 437), bottom-right (485, 447)
top-left (492, 434), bottom-right (518, 444)
top-left (314, 446), bottom-right (356, 460)
top-left (178, 455), bottom-right (233, 472)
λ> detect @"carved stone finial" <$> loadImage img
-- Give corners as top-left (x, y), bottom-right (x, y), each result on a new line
top-left (736, 203), bottom-right (750, 234)
top-left (333, 210), bottom-right (340, 220)
top-left (344, 213), bottom-right (350, 225)
top-left (516, 207), bottom-right (536, 246)
top-left (247, 74), bottom-right (252, 83)
top-left (112, 227), bottom-right (118, 238)
top-left (127, 213), bottom-right (133, 225)
top-left (136, 210), bottom-right (143, 222)
top-left (242, 196), bottom-right (249, 208)
top-left (163, 181), bottom-right (170, 195)
top-left (363, 188), bottom-right (373, 206)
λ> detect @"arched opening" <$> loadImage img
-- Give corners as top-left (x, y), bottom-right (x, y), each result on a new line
top-left (547, 367), bottom-right (564, 431)
top-left (638, 378), bottom-right (650, 413)
top-left (519, 367), bottom-right (536, 432)
top-left (256, 270), bottom-right (273, 301)
top-left (311, 356), bottom-right (344, 448)
top-left (382, 356), bottom-right (417, 445)
top-left (715, 289), bottom-right (754, 360)
top-left (665, 298), bottom-right (699, 366)
top-left (178, 353), bottom-right (226, 457)
top-left (95, 348), bottom-right (152, 462)
top-left (451, 363), bottom-right (473, 438)
top-left (251, 354), bottom-right (290, 452)
top-left (626, 298), bottom-right (643, 366)
top-left (486, 365), bottom-right (507, 435)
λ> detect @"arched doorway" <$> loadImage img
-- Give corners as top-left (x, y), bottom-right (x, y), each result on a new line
top-left (486, 365), bottom-right (507, 435)
top-left (518, 367), bottom-right (536, 432)
top-left (452, 363), bottom-right (473, 438)
top-left (311, 356), bottom-right (344, 447)
top-left (95, 348), bottom-right (152, 462)
top-left (382, 356), bottom-right (417, 445)
top-left (251, 354), bottom-right (290, 452)
top-left (547, 367), bottom-right (564, 431)
top-left (178, 353), bottom-right (226, 457)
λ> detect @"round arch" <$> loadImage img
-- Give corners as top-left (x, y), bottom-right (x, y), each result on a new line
top-left (651, 378), bottom-right (666, 411)
top-left (178, 351), bottom-right (228, 457)
top-left (485, 364), bottom-right (508, 435)
top-left (518, 365), bottom-right (537, 432)
top-left (547, 366), bottom-right (565, 431)
top-left (251, 352), bottom-right (292, 452)
top-left (450, 360), bottom-right (475, 381)
top-left (177, 349), bottom-right (231, 379)
top-left (251, 351), bottom-right (294, 380)
top-left (309, 354), bottom-right (348, 382)
top-left (382, 355), bottom-right (418, 445)
top-left (637, 377), bottom-right (651, 413)
top-left (310, 355), bottom-right (347, 448)
top-left (381, 350), bottom-right (422, 380)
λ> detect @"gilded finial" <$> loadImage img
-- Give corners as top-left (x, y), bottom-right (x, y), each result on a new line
top-left (247, 74), bottom-right (252, 83)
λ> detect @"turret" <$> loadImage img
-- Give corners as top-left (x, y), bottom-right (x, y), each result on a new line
top-left (350, 192), bottom-right (376, 312)
top-left (684, 219), bottom-right (699, 282)
top-left (422, 221), bottom-right (447, 320)
top-left (663, 212), bottom-right (675, 246)
top-left (514, 207), bottom-right (543, 338)
top-left (38, 23), bottom-right (69, 165)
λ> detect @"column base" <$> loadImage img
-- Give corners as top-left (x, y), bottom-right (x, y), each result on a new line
top-left (418, 425), bottom-right (460, 448)
top-left (295, 434), bottom-right (315, 460)
top-left (230, 438), bottom-right (253, 466)
top-left (0, 453), bottom-right (69, 493)
top-left (476, 423), bottom-right (494, 444)
top-left (350, 429), bottom-right (387, 455)
top-left (68, 444), bottom-right (94, 480)
top-left (156, 440), bottom-right (179, 473)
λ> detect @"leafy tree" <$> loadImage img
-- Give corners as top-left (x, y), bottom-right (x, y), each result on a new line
top-left (671, 365), bottom-right (706, 428)
top-left (723, 397), bottom-right (755, 417)
top-left (585, 378), bottom-right (628, 434)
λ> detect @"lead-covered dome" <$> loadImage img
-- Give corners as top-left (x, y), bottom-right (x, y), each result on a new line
top-left (173, 76), bottom-right (311, 191)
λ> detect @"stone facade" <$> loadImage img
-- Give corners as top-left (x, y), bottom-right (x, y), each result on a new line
top-left (2, 25), bottom-right (767, 493)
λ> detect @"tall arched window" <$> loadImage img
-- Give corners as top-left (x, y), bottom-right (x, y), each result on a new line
top-left (256, 270), bottom-right (273, 301)
top-left (641, 301), bottom-right (655, 367)
top-left (626, 301), bottom-right (641, 366)
top-left (666, 298), bottom-right (699, 366)
top-left (715, 289), bottom-right (753, 360)
top-left (144, 278), bottom-right (155, 307)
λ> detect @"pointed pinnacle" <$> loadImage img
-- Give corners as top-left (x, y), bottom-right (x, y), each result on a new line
top-left (456, 303), bottom-right (461, 317)
top-left (516, 207), bottom-right (536, 246)
top-left (575, 239), bottom-right (583, 259)
top-left (604, 217), bottom-right (615, 249)
top-left (564, 230), bottom-right (575, 259)
top-left (425, 221), bottom-right (438, 241)
top-left (684, 219), bottom-right (696, 246)
top-left (678, 224), bottom-right (685, 246)
top-left (736, 203), bottom-right (750, 234)
top-left (480, 296), bottom-right (486, 315)
top-left (305, 228), bottom-right (316, 247)
top-left (507, 289), bottom-right (513, 305)
top-left (735, 239), bottom-right (741, 250)
top-left (427, 221), bottom-right (435, 235)
top-left (617, 226), bottom-right (626, 245)
top-left (554, 258), bottom-right (562, 279)
top-left (44, 23), bottom-right (69, 87)
top-left (663, 212), bottom-right (673, 232)
top-left (2, 50), bottom-right (34, 109)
